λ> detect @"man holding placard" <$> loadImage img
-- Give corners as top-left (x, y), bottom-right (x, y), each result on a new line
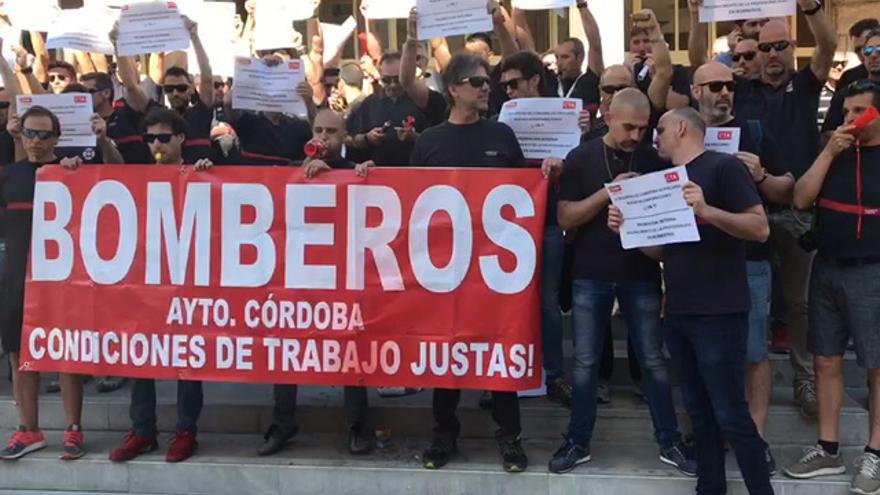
top-left (553, 88), bottom-right (695, 476)
top-left (692, 61), bottom-right (794, 467)
top-left (609, 107), bottom-right (772, 494)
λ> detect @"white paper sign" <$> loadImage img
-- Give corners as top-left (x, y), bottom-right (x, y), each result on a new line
top-left (498, 98), bottom-right (582, 160)
top-left (16, 93), bottom-right (96, 148)
top-left (46, 6), bottom-right (117, 55)
top-left (321, 16), bottom-right (357, 65)
top-left (232, 57), bottom-right (307, 116)
top-left (605, 166), bottom-right (701, 249)
top-left (704, 127), bottom-right (741, 155)
top-left (117, 1), bottom-right (190, 56)
top-left (6, 0), bottom-right (59, 33)
top-left (416, 0), bottom-right (492, 40)
top-left (698, 0), bottom-right (796, 23)
top-left (186, 1), bottom-right (237, 77)
top-left (254, 0), bottom-right (302, 50)
top-left (362, 0), bottom-right (415, 20)
top-left (511, 0), bottom-right (573, 10)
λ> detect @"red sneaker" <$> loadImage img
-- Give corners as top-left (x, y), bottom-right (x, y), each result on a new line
top-left (165, 430), bottom-right (197, 463)
top-left (60, 424), bottom-right (85, 460)
top-left (109, 431), bottom-right (158, 462)
top-left (771, 324), bottom-right (791, 354)
top-left (0, 427), bottom-right (46, 460)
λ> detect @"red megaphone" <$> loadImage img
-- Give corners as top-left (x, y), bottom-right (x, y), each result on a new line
top-left (304, 139), bottom-right (326, 158)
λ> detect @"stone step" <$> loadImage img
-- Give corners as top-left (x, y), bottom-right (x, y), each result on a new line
top-left (0, 380), bottom-right (868, 447)
top-left (0, 430), bottom-right (855, 495)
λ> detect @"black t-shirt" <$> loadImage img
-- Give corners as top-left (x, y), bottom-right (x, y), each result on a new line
top-left (734, 68), bottom-right (823, 178)
top-left (55, 144), bottom-right (104, 164)
top-left (636, 64), bottom-right (693, 103)
top-left (346, 92), bottom-right (437, 166)
top-left (816, 144), bottom-right (880, 259)
top-left (182, 99), bottom-right (214, 164)
top-left (0, 132), bottom-right (15, 165)
top-left (558, 137), bottom-right (666, 282)
top-left (663, 151), bottom-right (762, 315)
top-left (546, 69), bottom-right (601, 108)
top-left (410, 119), bottom-right (526, 168)
top-left (108, 100), bottom-right (151, 164)
top-left (488, 64), bottom-right (507, 117)
top-left (717, 117), bottom-right (786, 261)
top-left (0, 160), bottom-right (44, 282)
top-left (235, 112), bottom-right (312, 165)
top-left (423, 90), bottom-right (449, 127)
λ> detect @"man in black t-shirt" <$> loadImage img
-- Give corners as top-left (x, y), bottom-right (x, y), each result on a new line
top-left (551, 89), bottom-right (695, 476)
top-left (611, 108), bottom-right (772, 495)
top-left (784, 83), bottom-right (880, 493)
top-left (821, 30), bottom-right (880, 137)
top-left (0, 88), bottom-right (13, 165)
top-left (693, 61), bottom-right (794, 450)
top-left (81, 72), bottom-right (153, 165)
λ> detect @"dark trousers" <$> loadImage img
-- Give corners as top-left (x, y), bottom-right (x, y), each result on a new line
top-left (432, 389), bottom-right (520, 442)
top-left (130, 379), bottom-right (203, 438)
top-left (272, 385), bottom-right (369, 434)
top-left (665, 313), bottom-right (773, 495)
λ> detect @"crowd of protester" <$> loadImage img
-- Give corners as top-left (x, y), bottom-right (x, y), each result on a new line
top-left (0, 0), bottom-right (879, 494)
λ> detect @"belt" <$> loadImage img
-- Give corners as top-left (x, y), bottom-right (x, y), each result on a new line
top-left (820, 255), bottom-right (880, 268)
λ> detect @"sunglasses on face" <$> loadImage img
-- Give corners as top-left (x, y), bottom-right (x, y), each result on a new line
top-left (732, 51), bottom-right (757, 62)
top-left (22, 128), bottom-right (57, 140)
top-left (213, 81), bottom-right (226, 89)
top-left (600, 84), bottom-right (630, 94)
top-left (458, 76), bottom-right (491, 88)
top-left (380, 76), bottom-right (400, 85)
top-left (699, 80), bottom-right (736, 93)
top-left (832, 60), bottom-right (849, 69)
top-left (163, 84), bottom-right (189, 94)
top-left (757, 40), bottom-right (791, 53)
top-left (864, 45), bottom-right (880, 58)
top-left (144, 133), bottom-right (175, 144)
top-left (500, 77), bottom-right (525, 91)
top-left (0, 101), bottom-right (9, 109)
top-left (48, 74), bottom-right (70, 83)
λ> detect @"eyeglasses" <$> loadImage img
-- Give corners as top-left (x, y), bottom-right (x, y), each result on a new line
top-left (600, 84), bottom-right (630, 94)
top-left (500, 77), bottom-right (525, 91)
top-left (757, 40), bottom-right (791, 53)
top-left (380, 75), bottom-right (400, 85)
top-left (698, 80), bottom-right (736, 93)
top-left (457, 76), bottom-right (491, 88)
top-left (213, 81), bottom-right (226, 89)
top-left (0, 101), bottom-right (10, 109)
top-left (48, 73), bottom-right (70, 83)
top-left (731, 51), bottom-right (757, 62)
top-left (143, 133), bottom-right (175, 144)
top-left (22, 128), bottom-right (57, 140)
top-left (162, 84), bottom-right (189, 94)
top-left (864, 45), bottom-right (880, 57)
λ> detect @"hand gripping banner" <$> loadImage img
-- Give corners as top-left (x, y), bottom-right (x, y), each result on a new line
top-left (20, 165), bottom-right (547, 391)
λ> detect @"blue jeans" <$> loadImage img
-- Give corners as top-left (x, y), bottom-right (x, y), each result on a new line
top-left (130, 379), bottom-right (203, 438)
top-left (567, 279), bottom-right (681, 449)
top-left (746, 261), bottom-right (771, 364)
top-left (665, 313), bottom-right (773, 495)
top-left (542, 225), bottom-right (565, 381)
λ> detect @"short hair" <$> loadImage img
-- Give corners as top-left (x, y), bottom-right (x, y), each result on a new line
top-left (162, 66), bottom-right (193, 84)
top-left (466, 32), bottom-right (493, 52)
top-left (47, 60), bottom-right (76, 79)
top-left (867, 29), bottom-right (880, 44)
top-left (499, 51), bottom-right (545, 92)
top-left (630, 27), bottom-right (651, 39)
top-left (559, 37), bottom-right (585, 58)
top-left (845, 80), bottom-right (880, 111)
top-left (671, 107), bottom-right (707, 136)
top-left (340, 61), bottom-right (363, 88)
top-left (81, 72), bottom-right (115, 101)
top-left (378, 51), bottom-right (402, 66)
top-left (850, 18), bottom-right (880, 38)
top-left (442, 53), bottom-right (490, 104)
top-left (143, 107), bottom-right (188, 135)
top-left (61, 83), bottom-right (89, 94)
top-left (21, 105), bottom-right (61, 136)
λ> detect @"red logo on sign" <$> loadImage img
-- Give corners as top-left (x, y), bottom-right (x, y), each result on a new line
top-left (289, 61), bottom-right (301, 69)
top-left (20, 97), bottom-right (31, 104)
top-left (609, 185), bottom-right (622, 193)
top-left (665, 172), bottom-right (680, 183)
top-left (505, 101), bottom-right (517, 108)
top-left (167, 1), bottom-right (178, 8)
top-left (717, 131), bottom-right (733, 140)
top-left (563, 101), bottom-right (576, 110)
top-left (74, 96), bottom-right (87, 104)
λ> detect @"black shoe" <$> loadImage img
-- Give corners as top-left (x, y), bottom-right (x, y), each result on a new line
top-left (548, 437), bottom-right (591, 474)
top-left (96, 377), bottom-right (128, 393)
top-left (478, 391), bottom-right (492, 410)
top-left (257, 424), bottom-right (297, 456)
top-left (766, 447), bottom-right (777, 477)
top-left (422, 438), bottom-right (456, 470)
top-left (547, 378), bottom-right (572, 408)
top-left (348, 427), bottom-right (375, 455)
top-left (498, 436), bottom-right (528, 473)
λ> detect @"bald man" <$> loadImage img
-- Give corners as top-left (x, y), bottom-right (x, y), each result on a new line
top-left (693, 62), bottom-right (794, 455)
top-left (611, 107), bottom-right (771, 494)
top-left (732, 2), bottom-right (837, 422)
top-left (552, 88), bottom-right (695, 476)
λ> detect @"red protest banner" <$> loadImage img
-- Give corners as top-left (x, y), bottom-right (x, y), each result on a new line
top-left (20, 165), bottom-right (547, 392)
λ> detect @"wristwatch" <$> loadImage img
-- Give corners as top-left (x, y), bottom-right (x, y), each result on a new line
top-left (19, 66), bottom-right (32, 75)
top-left (802, 1), bottom-right (822, 16)
top-left (576, 1), bottom-right (588, 9)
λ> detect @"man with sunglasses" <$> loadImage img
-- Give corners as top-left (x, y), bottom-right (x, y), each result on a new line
top-left (347, 51), bottom-right (436, 167)
top-left (838, 19), bottom-right (880, 91)
top-left (51, 83), bottom-right (125, 167)
top-left (785, 81), bottom-right (880, 495)
top-left (81, 71), bottom-right (154, 166)
top-left (45, 61), bottom-right (76, 95)
top-left (114, 15), bottom-right (215, 165)
top-left (692, 62), bottom-right (794, 469)
top-left (611, 107), bottom-right (772, 495)
top-left (552, 88), bottom-right (696, 476)
top-left (821, 30), bottom-right (880, 138)
top-left (731, 39), bottom-right (761, 80)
